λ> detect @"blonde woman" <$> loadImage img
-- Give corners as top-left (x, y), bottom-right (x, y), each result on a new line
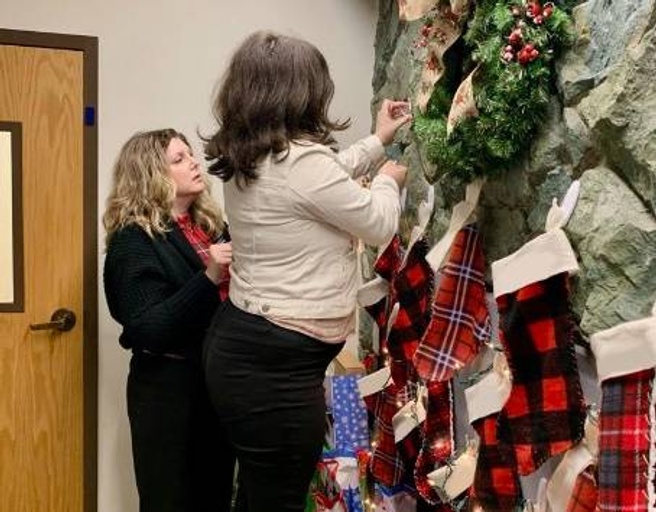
top-left (103, 129), bottom-right (235, 512)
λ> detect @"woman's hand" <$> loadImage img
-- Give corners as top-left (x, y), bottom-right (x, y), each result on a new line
top-left (378, 160), bottom-right (408, 189)
top-left (374, 99), bottom-right (412, 146)
top-left (205, 242), bottom-right (232, 284)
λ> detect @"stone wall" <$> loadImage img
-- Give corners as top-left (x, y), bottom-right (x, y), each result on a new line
top-left (372, 0), bottom-right (656, 339)
top-left (366, 0), bottom-right (656, 503)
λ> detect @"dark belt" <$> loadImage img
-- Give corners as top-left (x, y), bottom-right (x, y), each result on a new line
top-left (140, 349), bottom-right (187, 360)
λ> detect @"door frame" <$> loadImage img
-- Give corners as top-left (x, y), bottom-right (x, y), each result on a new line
top-left (0, 28), bottom-right (98, 512)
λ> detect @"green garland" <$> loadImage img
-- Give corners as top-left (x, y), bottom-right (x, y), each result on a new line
top-left (413, 0), bottom-right (575, 182)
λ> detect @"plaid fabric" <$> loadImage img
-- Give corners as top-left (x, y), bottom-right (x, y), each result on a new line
top-left (364, 236), bottom-right (403, 353)
top-left (374, 235), bottom-right (403, 282)
top-left (469, 414), bottom-right (522, 511)
top-left (363, 383), bottom-right (406, 487)
top-left (397, 427), bottom-right (422, 470)
top-left (414, 380), bottom-right (454, 505)
top-left (389, 360), bottom-right (418, 400)
top-left (387, 238), bottom-right (434, 369)
top-left (365, 237), bottom-right (433, 389)
top-left (413, 225), bottom-right (490, 382)
top-left (566, 466), bottom-right (598, 512)
top-left (496, 272), bottom-right (586, 475)
top-left (176, 214), bottom-right (230, 301)
top-left (597, 369), bottom-right (654, 512)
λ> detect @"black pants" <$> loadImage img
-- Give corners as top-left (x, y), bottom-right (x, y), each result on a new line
top-left (127, 352), bottom-right (236, 512)
top-left (204, 301), bottom-right (343, 512)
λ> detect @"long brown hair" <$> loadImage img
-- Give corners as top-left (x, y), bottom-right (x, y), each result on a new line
top-left (204, 31), bottom-right (350, 186)
top-left (103, 129), bottom-right (224, 246)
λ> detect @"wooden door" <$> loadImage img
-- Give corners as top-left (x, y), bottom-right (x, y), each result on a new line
top-left (0, 30), bottom-right (98, 512)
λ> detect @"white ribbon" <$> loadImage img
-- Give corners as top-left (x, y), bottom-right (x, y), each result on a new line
top-left (546, 417), bottom-right (599, 511)
top-left (427, 442), bottom-right (479, 500)
top-left (357, 367), bottom-right (391, 398)
top-left (465, 352), bottom-right (512, 422)
top-left (392, 399), bottom-right (427, 442)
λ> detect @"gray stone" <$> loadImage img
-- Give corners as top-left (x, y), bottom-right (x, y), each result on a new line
top-left (526, 168), bottom-right (574, 233)
top-left (567, 166), bottom-right (656, 334)
top-left (527, 102), bottom-right (569, 182)
top-left (583, 0), bottom-right (654, 80)
top-left (578, 24), bottom-right (656, 214)
top-left (562, 107), bottom-right (597, 172)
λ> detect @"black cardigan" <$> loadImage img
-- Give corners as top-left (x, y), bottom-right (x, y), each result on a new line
top-left (103, 223), bottom-right (220, 358)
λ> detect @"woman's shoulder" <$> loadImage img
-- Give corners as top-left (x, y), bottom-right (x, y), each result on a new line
top-left (106, 223), bottom-right (164, 254)
top-left (287, 140), bottom-right (337, 165)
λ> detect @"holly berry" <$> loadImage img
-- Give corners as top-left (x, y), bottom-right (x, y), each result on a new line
top-left (526, 1), bottom-right (542, 17)
top-left (508, 28), bottom-right (523, 46)
top-left (517, 43), bottom-right (540, 65)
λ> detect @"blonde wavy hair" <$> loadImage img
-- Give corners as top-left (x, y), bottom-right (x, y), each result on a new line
top-left (103, 129), bottom-right (224, 247)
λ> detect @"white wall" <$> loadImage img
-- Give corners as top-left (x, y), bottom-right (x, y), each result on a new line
top-left (1, 1), bottom-right (379, 510)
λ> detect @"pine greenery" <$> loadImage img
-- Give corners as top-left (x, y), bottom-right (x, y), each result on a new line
top-left (414, 0), bottom-right (574, 182)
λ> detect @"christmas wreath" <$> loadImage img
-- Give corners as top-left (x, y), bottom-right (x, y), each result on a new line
top-left (413, 0), bottom-right (575, 182)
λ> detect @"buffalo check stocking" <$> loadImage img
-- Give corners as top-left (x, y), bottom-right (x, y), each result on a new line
top-left (469, 414), bottom-right (522, 511)
top-left (414, 380), bottom-right (454, 505)
top-left (413, 224), bottom-right (490, 382)
top-left (466, 352), bottom-right (521, 511)
top-left (387, 238), bottom-right (434, 366)
top-left (364, 235), bottom-right (403, 349)
top-left (490, 207), bottom-right (585, 475)
top-left (495, 272), bottom-right (586, 475)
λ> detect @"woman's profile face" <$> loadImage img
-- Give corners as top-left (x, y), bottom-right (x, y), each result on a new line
top-left (166, 137), bottom-right (205, 199)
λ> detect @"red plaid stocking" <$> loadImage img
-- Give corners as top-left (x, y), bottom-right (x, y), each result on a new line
top-left (363, 383), bottom-right (405, 487)
top-left (413, 224), bottom-right (490, 382)
top-left (496, 272), bottom-right (586, 475)
top-left (597, 370), bottom-right (653, 512)
top-left (414, 380), bottom-right (454, 505)
top-left (363, 235), bottom-right (403, 354)
top-left (388, 238), bottom-right (434, 366)
top-left (469, 414), bottom-right (522, 511)
top-left (566, 467), bottom-right (598, 512)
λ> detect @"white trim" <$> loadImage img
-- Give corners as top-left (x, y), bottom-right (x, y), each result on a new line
top-left (392, 399), bottom-right (426, 442)
top-left (491, 229), bottom-right (579, 298)
top-left (590, 315), bottom-right (656, 382)
top-left (357, 276), bottom-right (389, 307)
top-left (357, 367), bottom-right (391, 397)
top-left (465, 354), bottom-right (512, 422)
top-left (427, 448), bottom-right (478, 500)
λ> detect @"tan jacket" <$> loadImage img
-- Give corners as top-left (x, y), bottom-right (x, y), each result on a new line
top-left (225, 135), bottom-right (400, 319)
